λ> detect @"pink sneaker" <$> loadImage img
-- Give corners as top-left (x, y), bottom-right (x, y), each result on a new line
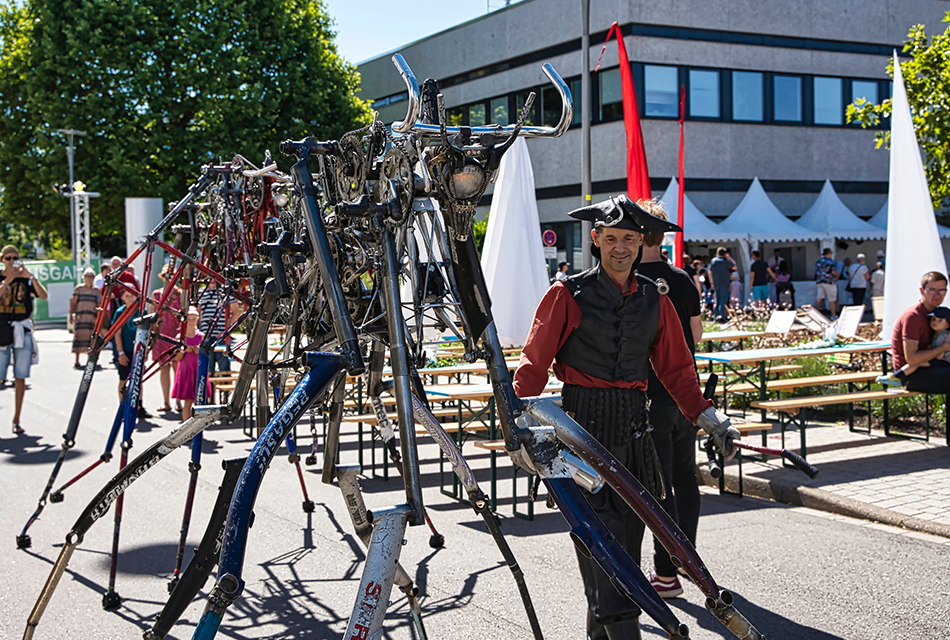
top-left (648, 573), bottom-right (683, 599)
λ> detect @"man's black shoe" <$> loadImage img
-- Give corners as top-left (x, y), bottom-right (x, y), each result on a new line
top-left (137, 407), bottom-right (152, 419)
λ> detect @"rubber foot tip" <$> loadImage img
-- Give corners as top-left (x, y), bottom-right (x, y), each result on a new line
top-left (429, 534), bottom-right (445, 549)
top-left (16, 534), bottom-right (31, 549)
top-left (102, 590), bottom-right (122, 610)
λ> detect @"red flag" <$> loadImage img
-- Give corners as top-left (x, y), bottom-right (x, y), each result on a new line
top-left (675, 85), bottom-right (685, 268)
top-left (596, 22), bottom-right (651, 201)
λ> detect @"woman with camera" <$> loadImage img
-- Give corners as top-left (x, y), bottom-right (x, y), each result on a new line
top-left (0, 245), bottom-right (48, 434)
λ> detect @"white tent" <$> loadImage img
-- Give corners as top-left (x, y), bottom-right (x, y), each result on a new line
top-left (718, 177), bottom-right (828, 244)
top-left (480, 137), bottom-right (549, 347)
top-left (796, 180), bottom-right (886, 241)
top-left (658, 178), bottom-right (747, 243)
top-left (869, 197), bottom-right (950, 238)
top-left (882, 52), bottom-right (948, 339)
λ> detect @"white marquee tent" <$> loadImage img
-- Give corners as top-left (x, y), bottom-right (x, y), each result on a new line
top-left (718, 177), bottom-right (828, 245)
top-left (796, 180), bottom-right (886, 241)
top-left (658, 178), bottom-right (746, 243)
top-left (869, 198), bottom-right (950, 238)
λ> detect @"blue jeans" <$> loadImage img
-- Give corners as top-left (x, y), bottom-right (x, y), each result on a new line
top-left (714, 286), bottom-right (730, 320)
top-left (0, 332), bottom-right (33, 379)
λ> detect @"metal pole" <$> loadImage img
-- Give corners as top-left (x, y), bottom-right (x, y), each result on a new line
top-left (57, 129), bottom-right (86, 268)
top-left (580, 0), bottom-right (593, 269)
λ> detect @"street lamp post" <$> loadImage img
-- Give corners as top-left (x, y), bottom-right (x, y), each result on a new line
top-left (580, 0), bottom-right (592, 269)
top-left (56, 128), bottom-right (86, 270)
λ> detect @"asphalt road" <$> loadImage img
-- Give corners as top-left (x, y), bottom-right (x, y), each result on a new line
top-left (1, 327), bottom-right (948, 639)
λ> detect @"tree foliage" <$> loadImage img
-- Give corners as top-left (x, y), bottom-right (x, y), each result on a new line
top-left (0, 0), bottom-right (371, 254)
top-left (848, 11), bottom-right (950, 216)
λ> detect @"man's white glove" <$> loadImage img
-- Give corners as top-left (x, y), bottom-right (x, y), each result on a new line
top-left (696, 407), bottom-right (740, 462)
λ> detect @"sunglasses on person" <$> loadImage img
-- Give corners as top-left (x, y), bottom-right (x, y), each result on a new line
top-left (2, 255), bottom-right (20, 261)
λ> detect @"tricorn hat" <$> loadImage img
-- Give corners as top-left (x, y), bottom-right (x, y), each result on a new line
top-left (567, 195), bottom-right (683, 234)
top-left (569, 195), bottom-right (682, 263)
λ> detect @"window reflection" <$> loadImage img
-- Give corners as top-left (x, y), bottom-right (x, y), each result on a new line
top-left (469, 103), bottom-right (486, 126)
top-left (774, 75), bottom-right (802, 122)
top-left (852, 80), bottom-right (878, 105)
top-left (645, 65), bottom-right (678, 117)
top-left (689, 69), bottom-right (718, 118)
top-left (732, 71), bottom-right (763, 121)
top-left (543, 86), bottom-right (562, 126)
top-left (599, 67), bottom-right (622, 121)
top-left (491, 97), bottom-right (509, 126)
top-left (814, 76), bottom-right (842, 125)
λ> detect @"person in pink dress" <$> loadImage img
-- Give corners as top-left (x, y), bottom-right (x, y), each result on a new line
top-left (150, 264), bottom-right (182, 413)
top-left (171, 307), bottom-right (202, 420)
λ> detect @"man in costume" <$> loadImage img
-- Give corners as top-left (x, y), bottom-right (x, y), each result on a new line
top-left (514, 196), bottom-right (738, 640)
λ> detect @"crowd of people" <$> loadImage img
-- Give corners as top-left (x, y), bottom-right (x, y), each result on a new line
top-left (1, 250), bottom-right (239, 435)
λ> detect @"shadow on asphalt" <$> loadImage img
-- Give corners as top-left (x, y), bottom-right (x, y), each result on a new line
top-left (0, 437), bottom-right (81, 463)
top-left (657, 591), bottom-right (844, 639)
top-left (752, 444), bottom-right (949, 487)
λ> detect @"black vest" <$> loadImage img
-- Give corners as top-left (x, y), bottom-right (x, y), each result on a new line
top-left (556, 265), bottom-right (660, 384)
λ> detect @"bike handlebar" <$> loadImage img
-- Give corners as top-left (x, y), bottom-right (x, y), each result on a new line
top-left (390, 54), bottom-right (420, 134)
top-left (393, 57), bottom-right (572, 139)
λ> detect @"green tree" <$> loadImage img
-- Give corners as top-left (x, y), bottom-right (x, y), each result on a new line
top-left (0, 0), bottom-right (371, 255)
top-left (848, 11), bottom-right (950, 216)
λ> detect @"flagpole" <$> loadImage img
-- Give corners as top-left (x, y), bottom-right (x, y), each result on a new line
top-left (675, 85), bottom-right (685, 268)
top-left (581, 0), bottom-right (593, 270)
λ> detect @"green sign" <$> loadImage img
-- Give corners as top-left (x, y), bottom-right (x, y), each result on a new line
top-left (24, 260), bottom-right (82, 322)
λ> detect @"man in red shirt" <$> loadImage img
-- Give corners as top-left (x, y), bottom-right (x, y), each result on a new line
top-left (514, 195), bottom-right (738, 640)
top-left (887, 271), bottom-right (950, 391)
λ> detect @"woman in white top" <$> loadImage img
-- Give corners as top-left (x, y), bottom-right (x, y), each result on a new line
top-left (847, 253), bottom-right (870, 306)
top-left (870, 261), bottom-right (885, 297)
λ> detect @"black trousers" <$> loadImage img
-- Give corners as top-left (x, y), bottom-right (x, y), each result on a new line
top-left (905, 359), bottom-right (950, 394)
top-left (562, 385), bottom-right (651, 638)
top-left (573, 438), bottom-right (646, 639)
top-left (649, 403), bottom-right (701, 577)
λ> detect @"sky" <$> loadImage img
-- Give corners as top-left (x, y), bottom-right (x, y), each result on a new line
top-left (323, 0), bottom-right (526, 65)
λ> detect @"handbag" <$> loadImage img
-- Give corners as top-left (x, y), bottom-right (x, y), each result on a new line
top-left (0, 320), bottom-right (13, 347)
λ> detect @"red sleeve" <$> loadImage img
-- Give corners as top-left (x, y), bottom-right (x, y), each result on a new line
top-left (650, 295), bottom-right (711, 423)
top-left (514, 283), bottom-right (580, 397)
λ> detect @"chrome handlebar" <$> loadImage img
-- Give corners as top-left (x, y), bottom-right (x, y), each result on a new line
top-left (389, 56), bottom-right (572, 139)
top-left (390, 54), bottom-right (420, 134)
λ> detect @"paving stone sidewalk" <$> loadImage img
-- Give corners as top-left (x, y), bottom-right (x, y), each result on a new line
top-left (702, 417), bottom-right (950, 538)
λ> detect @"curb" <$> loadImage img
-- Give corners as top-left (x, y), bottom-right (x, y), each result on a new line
top-left (697, 466), bottom-right (950, 540)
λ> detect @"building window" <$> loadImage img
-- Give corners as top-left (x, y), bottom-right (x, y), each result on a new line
top-left (644, 65), bottom-right (678, 117)
top-left (774, 75), bottom-right (802, 122)
top-left (689, 69), bottom-right (718, 118)
top-left (543, 86), bottom-right (563, 127)
top-left (515, 91), bottom-right (538, 126)
top-left (490, 97), bottom-right (509, 126)
top-left (447, 106), bottom-right (466, 126)
top-left (852, 80), bottom-right (878, 105)
top-left (732, 71), bottom-right (763, 121)
top-left (814, 76), bottom-right (843, 125)
top-left (570, 78), bottom-right (582, 125)
top-left (599, 67), bottom-right (623, 121)
top-left (469, 103), bottom-right (486, 126)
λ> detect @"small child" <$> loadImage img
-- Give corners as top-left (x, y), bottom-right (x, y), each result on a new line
top-left (111, 288), bottom-right (140, 403)
top-left (879, 307), bottom-right (950, 386)
top-left (729, 271), bottom-right (742, 308)
top-left (171, 307), bottom-right (202, 420)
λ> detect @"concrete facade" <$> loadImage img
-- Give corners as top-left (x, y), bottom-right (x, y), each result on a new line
top-left (357, 0), bottom-right (949, 275)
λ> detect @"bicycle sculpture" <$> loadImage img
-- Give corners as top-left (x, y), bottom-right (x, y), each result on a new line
top-left (22, 53), bottom-right (769, 640)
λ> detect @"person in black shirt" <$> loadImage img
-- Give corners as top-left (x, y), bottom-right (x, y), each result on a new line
top-left (635, 202), bottom-right (703, 599)
top-left (0, 245), bottom-right (48, 434)
top-left (749, 250), bottom-right (775, 306)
